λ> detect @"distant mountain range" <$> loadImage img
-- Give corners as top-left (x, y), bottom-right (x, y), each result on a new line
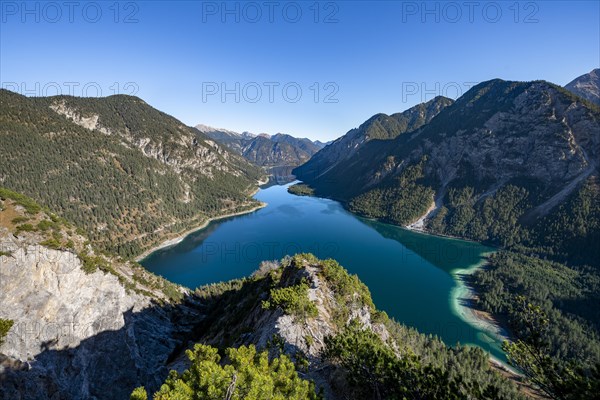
top-left (195, 124), bottom-right (327, 182)
top-left (565, 68), bottom-right (600, 105)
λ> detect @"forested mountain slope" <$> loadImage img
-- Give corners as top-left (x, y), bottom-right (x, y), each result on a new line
top-left (0, 90), bottom-right (265, 257)
top-left (294, 79), bottom-right (599, 251)
top-left (293, 96), bottom-right (453, 183)
top-left (293, 78), bottom-right (600, 399)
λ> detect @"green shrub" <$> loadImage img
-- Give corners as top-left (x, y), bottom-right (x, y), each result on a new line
top-left (0, 187), bottom-right (41, 214)
top-left (40, 238), bottom-right (62, 250)
top-left (37, 219), bottom-right (55, 231)
top-left (0, 319), bottom-right (14, 346)
top-left (78, 251), bottom-right (110, 274)
top-left (11, 216), bottom-right (29, 224)
top-left (138, 344), bottom-right (319, 400)
top-left (130, 387), bottom-right (147, 400)
top-left (263, 278), bottom-right (318, 320)
top-left (15, 223), bottom-right (36, 234)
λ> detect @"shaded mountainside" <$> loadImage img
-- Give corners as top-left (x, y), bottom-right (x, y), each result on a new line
top-left (294, 79), bottom-right (600, 253)
top-left (293, 78), bottom-right (600, 399)
top-left (293, 96), bottom-right (454, 184)
top-left (565, 68), bottom-right (600, 105)
top-left (198, 124), bottom-right (323, 168)
top-left (0, 90), bottom-right (265, 258)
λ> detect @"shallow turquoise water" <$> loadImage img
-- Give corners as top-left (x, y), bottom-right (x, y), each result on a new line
top-left (142, 183), bottom-right (505, 361)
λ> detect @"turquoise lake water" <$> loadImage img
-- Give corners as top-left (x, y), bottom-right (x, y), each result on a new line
top-left (141, 183), bottom-right (505, 361)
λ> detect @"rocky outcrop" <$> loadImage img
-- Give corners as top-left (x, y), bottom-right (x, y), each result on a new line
top-left (187, 255), bottom-right (389, 399)
top-left (0, 195), bottom-right (199, 400)
top-left (565, 68), bottom-right (600, 105)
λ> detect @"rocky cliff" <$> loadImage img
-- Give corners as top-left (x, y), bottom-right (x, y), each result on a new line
top-left (565, 68), bottom-right (600, 105)
top-left (0, 189), bottom-right (202, 399)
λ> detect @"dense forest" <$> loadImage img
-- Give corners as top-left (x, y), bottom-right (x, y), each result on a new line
top-left (0, 89), bottom-right (263, 258)
top-left (348, 157), bottom-right (435, 226)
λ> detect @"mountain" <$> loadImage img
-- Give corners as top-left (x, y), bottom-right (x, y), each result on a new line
top-left (295, 80), bottom-right (599, 231)
top-left (565, 68), bottom-right (600, 105)
top-left (313, 139), bottom-right (331, 148)
top-left (0, 188), bottom-right (193, 399)
top-left (293, 96), bottom-right (454, 184)
top-left (0, 200), bottom-right (526, 400)
top-left (0, 89), bottom-right (265, 258)
top-left (198, 124), bottom-right (323, 169)
top-left (295, 79), bottom-right (600, 264)
top-left (194, 124), bottom-right (255, 154)
top-left (239, 133), bottom-right (322, 167)
top-left (293, 78), bottom-right (600, 395)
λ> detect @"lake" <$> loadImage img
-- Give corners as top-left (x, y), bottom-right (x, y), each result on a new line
top-left (141, 182), bottom-right (505, 361)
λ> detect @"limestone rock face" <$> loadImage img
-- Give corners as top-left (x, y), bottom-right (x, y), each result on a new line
top-left (0, 216), bottom-right (183, 399)
top-left (565, 68), bottom-right (600, 105)
top-left (49, 98), bottom-right (251, 179)
top-left (0, 242), bottom-right (147, 360)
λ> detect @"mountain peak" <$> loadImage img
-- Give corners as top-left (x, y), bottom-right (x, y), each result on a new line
top-left (565, 69), bottom-right (600, 105)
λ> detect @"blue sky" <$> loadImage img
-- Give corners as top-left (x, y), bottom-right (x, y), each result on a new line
top-left (1, 1), bottom-right (599, 141)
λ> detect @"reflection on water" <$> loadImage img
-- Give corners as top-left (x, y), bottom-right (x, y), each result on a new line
top-left (142, 182), bottom-right (505, 362)
top-left (360, 218), bottom-right (493, 275)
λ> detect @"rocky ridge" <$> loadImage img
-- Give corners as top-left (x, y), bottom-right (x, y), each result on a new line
top-left (0, 190), bottom-right (198, 400)
top-left (565, 68), bottom-right (600, 105)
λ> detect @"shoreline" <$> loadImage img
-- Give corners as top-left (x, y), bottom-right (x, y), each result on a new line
top-left (292, 182), bottom-right (509, 353)
top-left (135, 200), bottom-right (267, 262)
top-left (450, 256), bottom-right (509, 342)
top-left (402, 204), bottom-right (513, 367)
top-left (351, 198), bottom-right (514, 368)
top-left (450, 257), bottom-right (518, 372)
